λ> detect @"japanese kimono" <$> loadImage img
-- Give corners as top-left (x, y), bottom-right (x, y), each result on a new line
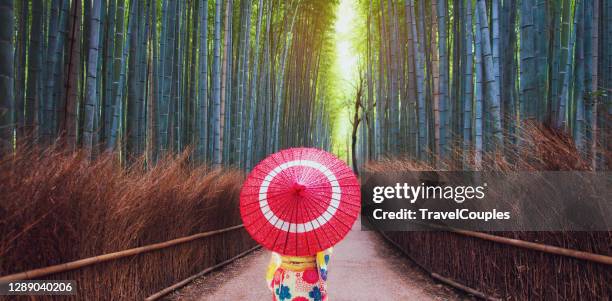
top-left (266, 248), bottom-right (332, 301)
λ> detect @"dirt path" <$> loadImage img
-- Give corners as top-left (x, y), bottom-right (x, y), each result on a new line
top-left (167, 222), bottom-right (469, 301)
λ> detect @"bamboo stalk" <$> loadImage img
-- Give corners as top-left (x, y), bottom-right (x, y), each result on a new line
top-left (0, 224), bottom-right (246, 281)
top-left (145, 245), bottom-right (262, 300)
top-left (0, 0), bottom-right (15, 153)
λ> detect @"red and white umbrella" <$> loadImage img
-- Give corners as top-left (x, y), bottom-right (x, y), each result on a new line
top-left (240, 148), bottom-right (361, 256)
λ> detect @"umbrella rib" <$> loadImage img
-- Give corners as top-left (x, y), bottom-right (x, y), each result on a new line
top-left (242, 179), bottom-right (296, 197)
top-left (264, 153), bottom-right (295, 187)
top-left (240, 189), bottom-right (296, 206)
top-left (301, 198), bottom-right (329, 252)
top-left (242, 192), bottom-right (290, 217)
top-left (303, 192), bottom-right (361, 219)
top-left (301, 148), bottom-right (321, 184)
top-left (278, 194), bottom-right (297, 255)
top-left (302, 196), bottom-right (349, 246)
top-left (290, 195), bottom-right (301, 254)
top-left (240, 189), bottom-right (292, 210)
top-left (301, 173), bottom-right (360, 188)
top-left (310, 157), bottom-right (349, 175)
top-left (243, 186), bottom-right (298, 232)
top-left (242, 148), bottom-right (360, 255)
top-left (239, 187), bottom-right (361, 200)
top-left (292, 150), bottom-right (329, 251)
top-left (269, 196), bottom-right (299, 253)
top-left (295, 196), bottom-right (310, 255)
top-left (310, 201), bottom-right (352, 235)
top-left (275, 196), bottom-right (300, 255)
top-left (243, 194), bottom-right (360, 221)
top-left (305, 183), bottom-right (361, 189)
top-left (298, 187), bottom-right (321, 256)
top-left (246, 217), bottom-right (278, 246)
top-left (247, 150), bottom-right (355, 188)
top-left (241, 185), bottom-right (289, 197)
top-left (279, 148), bottom-right (300, 185)
top-left (243, 194), bottom-right (358, 230)
top-left (296, 148), bottom-right (306, 184)
top-left (304, 158), bottom-right (344, 185)
top-left (300, 196), bottom-right (324, 253)
top-left (269, 194), bottom-right (299, 222)
top-left (245, 172), bottom-right (359, 188)
top-left (302, 189), bottom-right (362, 209)
top-left (302, 189), bottom-right (363, 200)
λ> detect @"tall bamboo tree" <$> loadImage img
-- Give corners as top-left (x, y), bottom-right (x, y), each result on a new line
top-left (0, 0), bottom-right (13, 153)
top-left (83, 0), bottom-right (103, 154)
top-left (212, 0), bottom-right (223, 166)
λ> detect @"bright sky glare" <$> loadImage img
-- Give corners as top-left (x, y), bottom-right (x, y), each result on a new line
top-left (332, 0), bottom-right (359, 160)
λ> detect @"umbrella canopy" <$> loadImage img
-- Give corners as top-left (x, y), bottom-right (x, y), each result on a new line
top-left (240, 148), bottom-right (361, 256)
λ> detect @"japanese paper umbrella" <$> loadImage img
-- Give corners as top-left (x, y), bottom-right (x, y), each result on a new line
top-left (240, 148), bottom-right (361, 256)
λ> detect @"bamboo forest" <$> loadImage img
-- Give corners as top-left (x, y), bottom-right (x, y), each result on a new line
top-left (1, 1), bottom-right (611, 300)
top-left (0, 0), bottom-right (610, 169)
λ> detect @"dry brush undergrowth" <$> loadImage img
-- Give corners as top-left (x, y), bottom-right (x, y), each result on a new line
top-left (365, 122), bottom-right (612, 300)
top-left (0, 148), bottom-right (256, 300)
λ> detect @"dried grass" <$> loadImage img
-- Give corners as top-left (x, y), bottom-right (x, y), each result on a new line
top-left (365, 122), bottom-right (612, 300)
top-left (366, 122), bottom-right (594, 172)
top-left (0, 147), bottom-right (256, 300)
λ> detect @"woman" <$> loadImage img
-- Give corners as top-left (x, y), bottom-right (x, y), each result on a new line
top-left (266, 248), bottom-right (332, 301)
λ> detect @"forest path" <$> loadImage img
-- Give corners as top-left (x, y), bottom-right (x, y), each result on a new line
top-left (166, 220), bottom-right (468, 301)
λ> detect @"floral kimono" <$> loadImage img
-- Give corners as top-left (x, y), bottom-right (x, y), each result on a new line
top-left (266, 248), bottom-right (332, 301)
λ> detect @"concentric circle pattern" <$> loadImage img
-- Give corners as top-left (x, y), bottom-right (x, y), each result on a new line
top-left (240, 148), bottom-right (361, 256)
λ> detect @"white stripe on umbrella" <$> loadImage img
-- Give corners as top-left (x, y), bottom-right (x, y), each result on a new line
top-left (258, 159), bottom-right (341, 234)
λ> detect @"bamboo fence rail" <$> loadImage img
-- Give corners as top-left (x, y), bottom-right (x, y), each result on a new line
top-left (371, 216), bottom-right (611, 299)
top-left (366, 215), bottom-right (612, 265)
top-left (416, 222), bottom-right (612, 265)
top-left (443, 227), bottom-right (612, 265)
top-left (377, 230), bottom-right (500, 301)
top-left (145, 245), bottom-right (262, 300)
top-left (0, 224), bottom-right (246, 282)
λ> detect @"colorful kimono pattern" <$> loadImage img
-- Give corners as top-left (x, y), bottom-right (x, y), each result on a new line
top-left (266, 248), bottom-right (332, 301)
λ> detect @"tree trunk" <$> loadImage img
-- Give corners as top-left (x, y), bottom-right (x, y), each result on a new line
top-left (127, 0), bottom-right (142, 158)
top-left (437, 0), bottom-right (449, 159)
top-left (556, 0), bottom-right (575, 130)
top-left (351, 79), bottom-right (363, 175)
top-left (25, 0), bottom-right (43, 142)
top-left (212, 0), bottom-right (223, 167)
top-left (108, 0), bottom-right (137, 151)
top-left (83, 0), bottom-right (103, 155)
top-left (273, 1), bottom-right (300, 152)
top-left (474, 2), bottom-right (484, 169)
top-left (463, 0), bottom-right (474, 167)
top-left (476, 0), bottom-right (503, 149)
top-left (42, 0), bottom-right (63, 145)
top-left (415, 0), bottom-right (428, 161)
top-left (520, 0), bottom-right (536, 120)
top-left (197, 0), bottom-right (209, 161)
top-left (0, 0), bottom-right (14, 153)
top-left (246, 0), bottom-right (265, 171)
top-left (62, 0), bottom-right (82, 149)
